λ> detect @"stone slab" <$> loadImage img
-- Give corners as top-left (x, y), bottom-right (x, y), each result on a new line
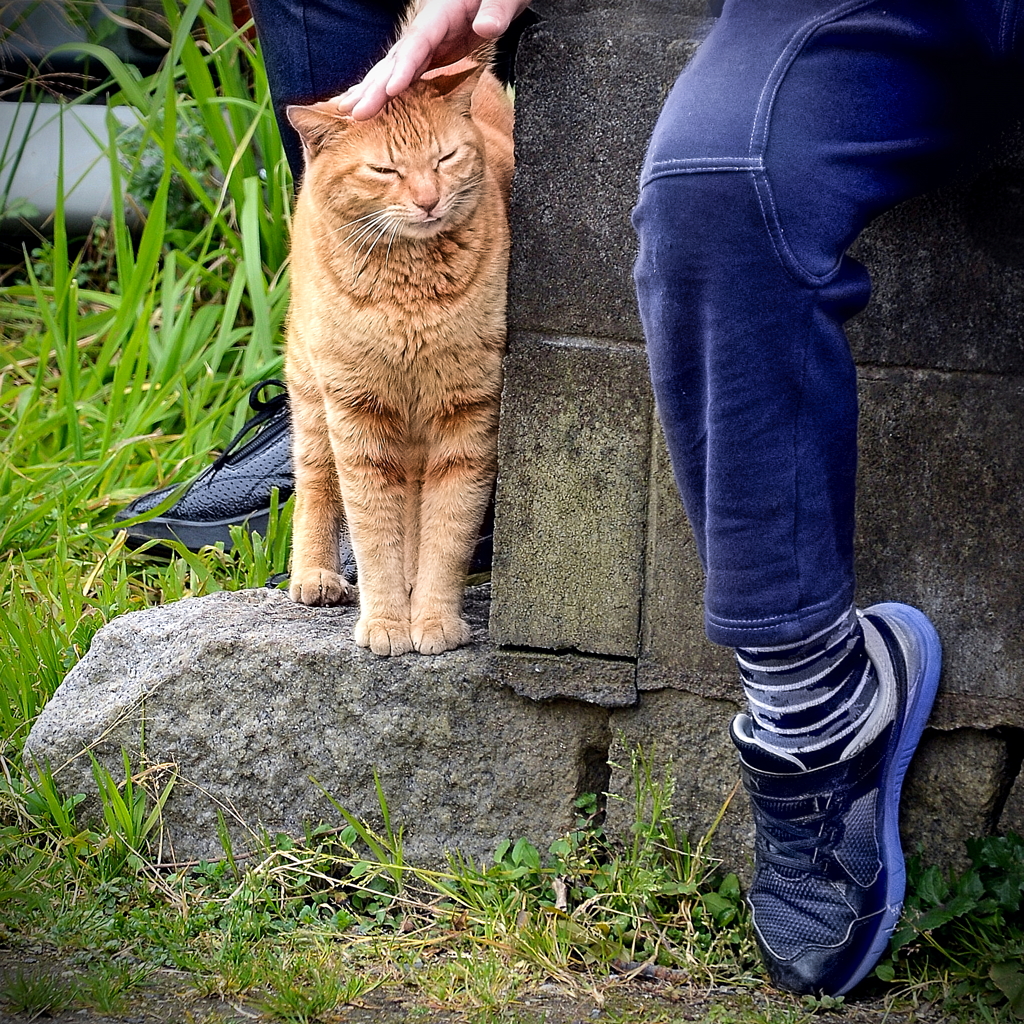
top-left (24, 587), bottom-right (610, 865)
top-left (496, 649), bottom-right (637, 708)
top-left (856, 366), bottom-right (1024, 729)
top-left (490, 333), bottom-right (652, 657)
top-left (508, 6), bottom-right (710, 343)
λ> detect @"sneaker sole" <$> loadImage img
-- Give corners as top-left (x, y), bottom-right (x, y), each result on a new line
top-left (839, 601), bottom-right (942, 995)
top-left (119, 509), bottom-right (271, 553)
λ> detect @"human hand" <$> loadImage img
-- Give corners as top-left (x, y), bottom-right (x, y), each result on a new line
top-left (336, 0), bottom-right (531, 120)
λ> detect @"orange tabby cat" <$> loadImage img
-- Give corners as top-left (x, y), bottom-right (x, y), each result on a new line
top-left (284, 58), bottom-right (513, 657)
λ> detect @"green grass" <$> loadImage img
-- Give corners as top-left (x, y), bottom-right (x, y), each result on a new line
top-left (1, 0), bottom-right (292, 755)
top-left (1, 2), bottom-right (1022, 1021)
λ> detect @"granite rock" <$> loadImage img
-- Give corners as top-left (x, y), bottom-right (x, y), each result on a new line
top-left (24, 587), bottom-right (609, 865)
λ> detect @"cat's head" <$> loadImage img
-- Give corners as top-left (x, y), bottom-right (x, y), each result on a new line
top-left (287, 65), bottom-right (488, 243)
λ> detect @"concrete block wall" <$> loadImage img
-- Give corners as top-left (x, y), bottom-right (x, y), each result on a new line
top-left (490, 0), bottom-right (1024, 874)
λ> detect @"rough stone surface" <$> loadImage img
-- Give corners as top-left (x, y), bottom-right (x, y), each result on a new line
top-left (24, 587), bottom-right (609, 865)
top-left (900, 729), bottom-right (1017, 872)
top-left (856, 367), bottom-right (1024, 730)
top-left (491, 333), bottom-right (652, 657)
top-left (508, 5), bottom-right (710, 343)
top-left (639, 425), bottom-right (737, 699)
top-left (605, 689), bottom-right (754, 882)
top-left (998, 735), bottom-right (1024, 836)
top-left (848, 128), bottom-right (1024, 376)
top-left (606, 694), bottom-right (1022, 880)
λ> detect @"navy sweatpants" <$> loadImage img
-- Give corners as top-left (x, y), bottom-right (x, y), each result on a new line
top-left (634, 0), bottom-right (1024, 648)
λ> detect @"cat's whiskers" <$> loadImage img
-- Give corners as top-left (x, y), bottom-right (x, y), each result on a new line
top-left (384, 220), bottom-right (402, 267)
top-left (451, 175), bottom-right (484, 203)
top-left (442, 176), bottom-right (484, 220)
top-left (335, 209), bottom-right (385, 233)
top-left (351, 218), bottom-right (399, 279)
top-left (342, 210), bottom-right (394, 250)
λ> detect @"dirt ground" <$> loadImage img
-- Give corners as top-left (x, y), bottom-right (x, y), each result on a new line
top-left (0, 947), bottom-right (956, 1024)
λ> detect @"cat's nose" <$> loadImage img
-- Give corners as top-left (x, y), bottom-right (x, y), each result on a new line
top-left (413, 195), bottom-right (440, 216)
top-left (409, 179), bottom-right (441, 215)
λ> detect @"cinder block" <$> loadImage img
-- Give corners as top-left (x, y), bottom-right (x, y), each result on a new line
top-left (491, 333), bottom-right (653, 657)
top-left (901, 729), bottom-right (1017, 872)
top-left (509, 4), bottom-right (711, 342)
top-left (606, 688), bottom-right (753, 882)
top-left (607, 695), bottom-right (1016, 879)
top-left (998, 740), bottom-right (1024, 837)
top-left (855, 367), bottom-right (1024, 729)
top-left (849, 134), bottom-right (1024, 375)
top-left (638, 424), bottom-right (737, 698)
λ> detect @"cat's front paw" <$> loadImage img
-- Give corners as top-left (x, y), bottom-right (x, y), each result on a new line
top-left (289, 569), bottom-right (354, 606)
top-left (411, 615), bottom-right (471, 655)
top-left (354, 616), bottom-right (414, 656)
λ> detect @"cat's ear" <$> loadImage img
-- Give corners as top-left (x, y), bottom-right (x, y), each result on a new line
top-left (425, 63), bottom-right (485, 116)
top-left (287, 103), bottom-right (353, 161)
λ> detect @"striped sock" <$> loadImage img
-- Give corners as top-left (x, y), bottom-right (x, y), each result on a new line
top-left (736, 606), bottom-right (891, 770)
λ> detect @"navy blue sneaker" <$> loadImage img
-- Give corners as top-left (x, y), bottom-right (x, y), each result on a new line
top-left (115, 380), bottom-right (293, 552)
top-left (731, 602), bottom-right (942, 996)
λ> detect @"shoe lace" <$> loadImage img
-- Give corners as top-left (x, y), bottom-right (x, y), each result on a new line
top-left (210, 379), bottom-right (288, 473)
top-left (753, 790), bottom-right (847, 875)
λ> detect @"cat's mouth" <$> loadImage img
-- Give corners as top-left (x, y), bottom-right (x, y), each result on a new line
top-left (404, 212), bottom-right (450, 237)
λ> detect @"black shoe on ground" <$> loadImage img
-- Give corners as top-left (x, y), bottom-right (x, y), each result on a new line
top-left (115, 380), bottom-right (293, 552)
top-left (731, 602), bottom-right (942, 996)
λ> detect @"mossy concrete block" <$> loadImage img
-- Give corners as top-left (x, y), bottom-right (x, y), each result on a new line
top-left (606, 688), bottom-right (754, 882)
top-left (855, 367), bottom-right (1024, 730)
top-left (491, 333), bottom-right (653, 657)
top-left (849, 130), bottom-right (1024, 376)
top-left (900, 729), bottom-right (1017, 872)
top-left (509, 5), bottom-right (710, 342)
top-left (605, 692), bottom-right (1016, 878)
top-left (639, 424), bottom-right (737, 698)
top-left (24, 588), bottom-right (610, 865)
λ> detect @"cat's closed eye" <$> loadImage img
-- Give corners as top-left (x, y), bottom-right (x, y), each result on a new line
top-left (368, 164), bottom-right (400, 176)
